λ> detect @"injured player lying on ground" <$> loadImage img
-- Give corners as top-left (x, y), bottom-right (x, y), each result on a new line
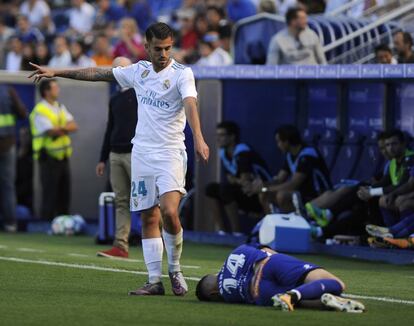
top-left (196, 244), bottom-right (365, 313)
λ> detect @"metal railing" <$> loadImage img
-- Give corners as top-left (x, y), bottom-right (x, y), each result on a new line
top-left (324, 1), bottom-right (414, 63)
top-left (325, 0), bottom-right (365, 17)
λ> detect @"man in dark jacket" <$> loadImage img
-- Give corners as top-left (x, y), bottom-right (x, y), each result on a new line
top-left (96, 57), bottom-right (138, 258)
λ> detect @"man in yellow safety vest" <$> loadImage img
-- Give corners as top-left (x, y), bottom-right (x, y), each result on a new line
top-left (0, 85), bottom-right (27, 232)
top-left (30, 79), bottom-right (78, 220)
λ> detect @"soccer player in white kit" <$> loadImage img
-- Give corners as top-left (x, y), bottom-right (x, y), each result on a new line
top-left (29, 22), bottom-right (210, 296)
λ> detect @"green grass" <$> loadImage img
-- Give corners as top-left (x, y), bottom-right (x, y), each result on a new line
top-left (0, 234), bottom-right (413, 326)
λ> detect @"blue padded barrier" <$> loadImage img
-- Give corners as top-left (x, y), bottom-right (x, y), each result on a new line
top-left (330, 130), bottom-right (365, 184)
top-left (318, 129), bottom-right (342, 172)
top-left (191, 64), bottom-right (414, 80)
top-left (351, 130), bottom-right (385, 182)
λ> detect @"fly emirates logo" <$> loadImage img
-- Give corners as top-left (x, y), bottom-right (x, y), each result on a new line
top-left (139, 90), bottom-right (170, 109)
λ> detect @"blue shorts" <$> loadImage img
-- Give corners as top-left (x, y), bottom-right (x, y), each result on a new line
top-left (254, 253), bottom-right (320, 306)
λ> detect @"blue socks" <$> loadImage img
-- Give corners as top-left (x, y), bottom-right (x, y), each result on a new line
top-left (291, 279), bottom-right (343, 302)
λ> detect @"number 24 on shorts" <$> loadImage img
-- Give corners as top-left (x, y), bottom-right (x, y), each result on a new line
top-left (132, 180), bottom-right (148, 197)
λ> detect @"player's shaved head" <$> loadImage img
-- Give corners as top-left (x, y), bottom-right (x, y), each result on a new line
top-left (112, 56), bottom-right (131, 68)
top-left (196, 274), bottom-right (223, 302)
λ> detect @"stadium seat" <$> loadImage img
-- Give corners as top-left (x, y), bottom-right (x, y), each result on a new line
top-left (233, 14), bottom-right (286, 64)
top-left (330, 130), bottom-right (364, 185)
top-left (317, 128), bottom-right (342, 172)
top-left (351, 130), bottom-right (384, 182)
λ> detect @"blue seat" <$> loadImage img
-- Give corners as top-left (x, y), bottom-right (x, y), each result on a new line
top-left (233, 15), bottom-right (286, 64)
top-left (330, 130), bottom-right (364, 184)
top-left (351, 130), bottom-right (384, 182)
top-left (318, 129), bottom-right (342, 172)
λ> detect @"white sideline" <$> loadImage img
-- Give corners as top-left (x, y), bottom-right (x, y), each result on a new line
top-left (342, 294), bottom-right (414, 305)
top-left (0, 255), bottom-right (413, 306)
top-left (0, 256), bottom-right (201, 282)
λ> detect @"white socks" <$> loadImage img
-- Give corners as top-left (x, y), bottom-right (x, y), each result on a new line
top-left (162, 228), bottom-right (183, 273)
top-left (142, 229), bottom-right (183, 283)
top-left (142, 238), bottom-right (163, 284)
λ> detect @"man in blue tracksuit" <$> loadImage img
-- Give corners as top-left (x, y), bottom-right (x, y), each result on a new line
top-left (243, 124), bottom-right (331, 213)
top-left (205, 121), bottom-right (271, 235)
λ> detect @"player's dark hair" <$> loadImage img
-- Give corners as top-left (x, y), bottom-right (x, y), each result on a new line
top-left (195, 275), bottom-right (211, 301)
top-left (39, 79), bottom-right (57, 98)
top-left (217, 121), bottom-right (240, 143)
top-left (145, 22), bottom-right (173, 42)
top-left (276, 124), bottom-right (303, 145)
top-left (375, 44), bottom-right (392, 54)
top-left (285, 7), bottom-right (305, 25)
top-left (385, 129), bottom-right (406, 143)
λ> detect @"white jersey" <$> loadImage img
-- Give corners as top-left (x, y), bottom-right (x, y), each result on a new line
top-left (112, 59), bottom-right (197, 152)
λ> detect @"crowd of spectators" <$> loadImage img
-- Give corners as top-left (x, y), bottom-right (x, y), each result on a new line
top-left (1, 0), bottom-right (401, 71)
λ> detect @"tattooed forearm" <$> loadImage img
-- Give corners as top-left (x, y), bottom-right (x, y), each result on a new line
top-left (56, 68), bottom-right (115, 82)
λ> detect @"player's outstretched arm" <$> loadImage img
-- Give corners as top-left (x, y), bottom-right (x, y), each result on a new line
top-left (28, 62), bottom-right (116, 83)
top-left (184, 97), bottom-right (209, 163)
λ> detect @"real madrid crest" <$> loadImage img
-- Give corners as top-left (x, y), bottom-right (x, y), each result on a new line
top-left (163, 80), bottom-right (170, 90)
top-left (141, 70), bottom-right (150, 78)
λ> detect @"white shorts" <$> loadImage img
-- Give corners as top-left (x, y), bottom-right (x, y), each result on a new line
top-left (130, 148), bottom-right (187, 211)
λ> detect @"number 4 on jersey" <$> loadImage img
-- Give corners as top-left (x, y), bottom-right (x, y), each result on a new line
top-left (138, 181), bottom-right (148, 196)
top-left (226, 254), bottom-right (246, 277)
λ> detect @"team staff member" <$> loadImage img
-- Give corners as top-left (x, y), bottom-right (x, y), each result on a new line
top-left (30, 79), bottom-right (78, 220)
top-left (244, 125), bottom-right (331, 213)
top-left (28, 22), bottom-right (209, 297)
top-left (0, 85), bottom-right (27, 232)
top-left (96, 57), bottom-right (138, 259)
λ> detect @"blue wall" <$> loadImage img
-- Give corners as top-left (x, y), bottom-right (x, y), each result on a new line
top-left (222, 80), bottom-right (297, 173)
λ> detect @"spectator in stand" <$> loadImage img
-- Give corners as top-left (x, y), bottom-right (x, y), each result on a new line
top-left (275, 0), bottom-right (297, 16)
top-left (15, 15), bottom-right (44, 44)
top-left (34, 42), bottom-right (50, 66)
top-left (258, 0), bottom-right (277, 14)
top-left (70, 39), bottom-right (96, 68)
top-left (266, 7), bottom-right (326, 65)
top-left (174, 8), bottom-right (199, 64)
top-left (226, 0), bottom-right (257, 23)
top-left (5, 36), bottom-right (23, 72)
top-left (375, 44), bottom-right (397, 64)
top-left (48, 35), bottom-right (71, 68)
top-left (91, 34), bottom-right (113, 66)
top-left (393, 31), bottom-right (414, 64)
top-left (19, 0), bottom-right (54, 35)
top-left (93, 0), bottom-right (127, 31)
top-left (206, 6), bottom-right (232, 52)
top-left (21, 43), bottom-right (36, 71)
top-left (177, 8), bottom-right (198, 52)
top-left (196, 31), bottom-right (233, 66)
top-left (68, 0), bottom-right (96, 35)
top-left (112, 18), bottom-right (146, 62)
top-left (0, 16), bottom-right (15, 68)
top-left (194, 12), bottom-right (209, 42)
top-left (206, 5), bottom-right (232, 36)
top-left (129, 0), bottom-right (154, 32)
